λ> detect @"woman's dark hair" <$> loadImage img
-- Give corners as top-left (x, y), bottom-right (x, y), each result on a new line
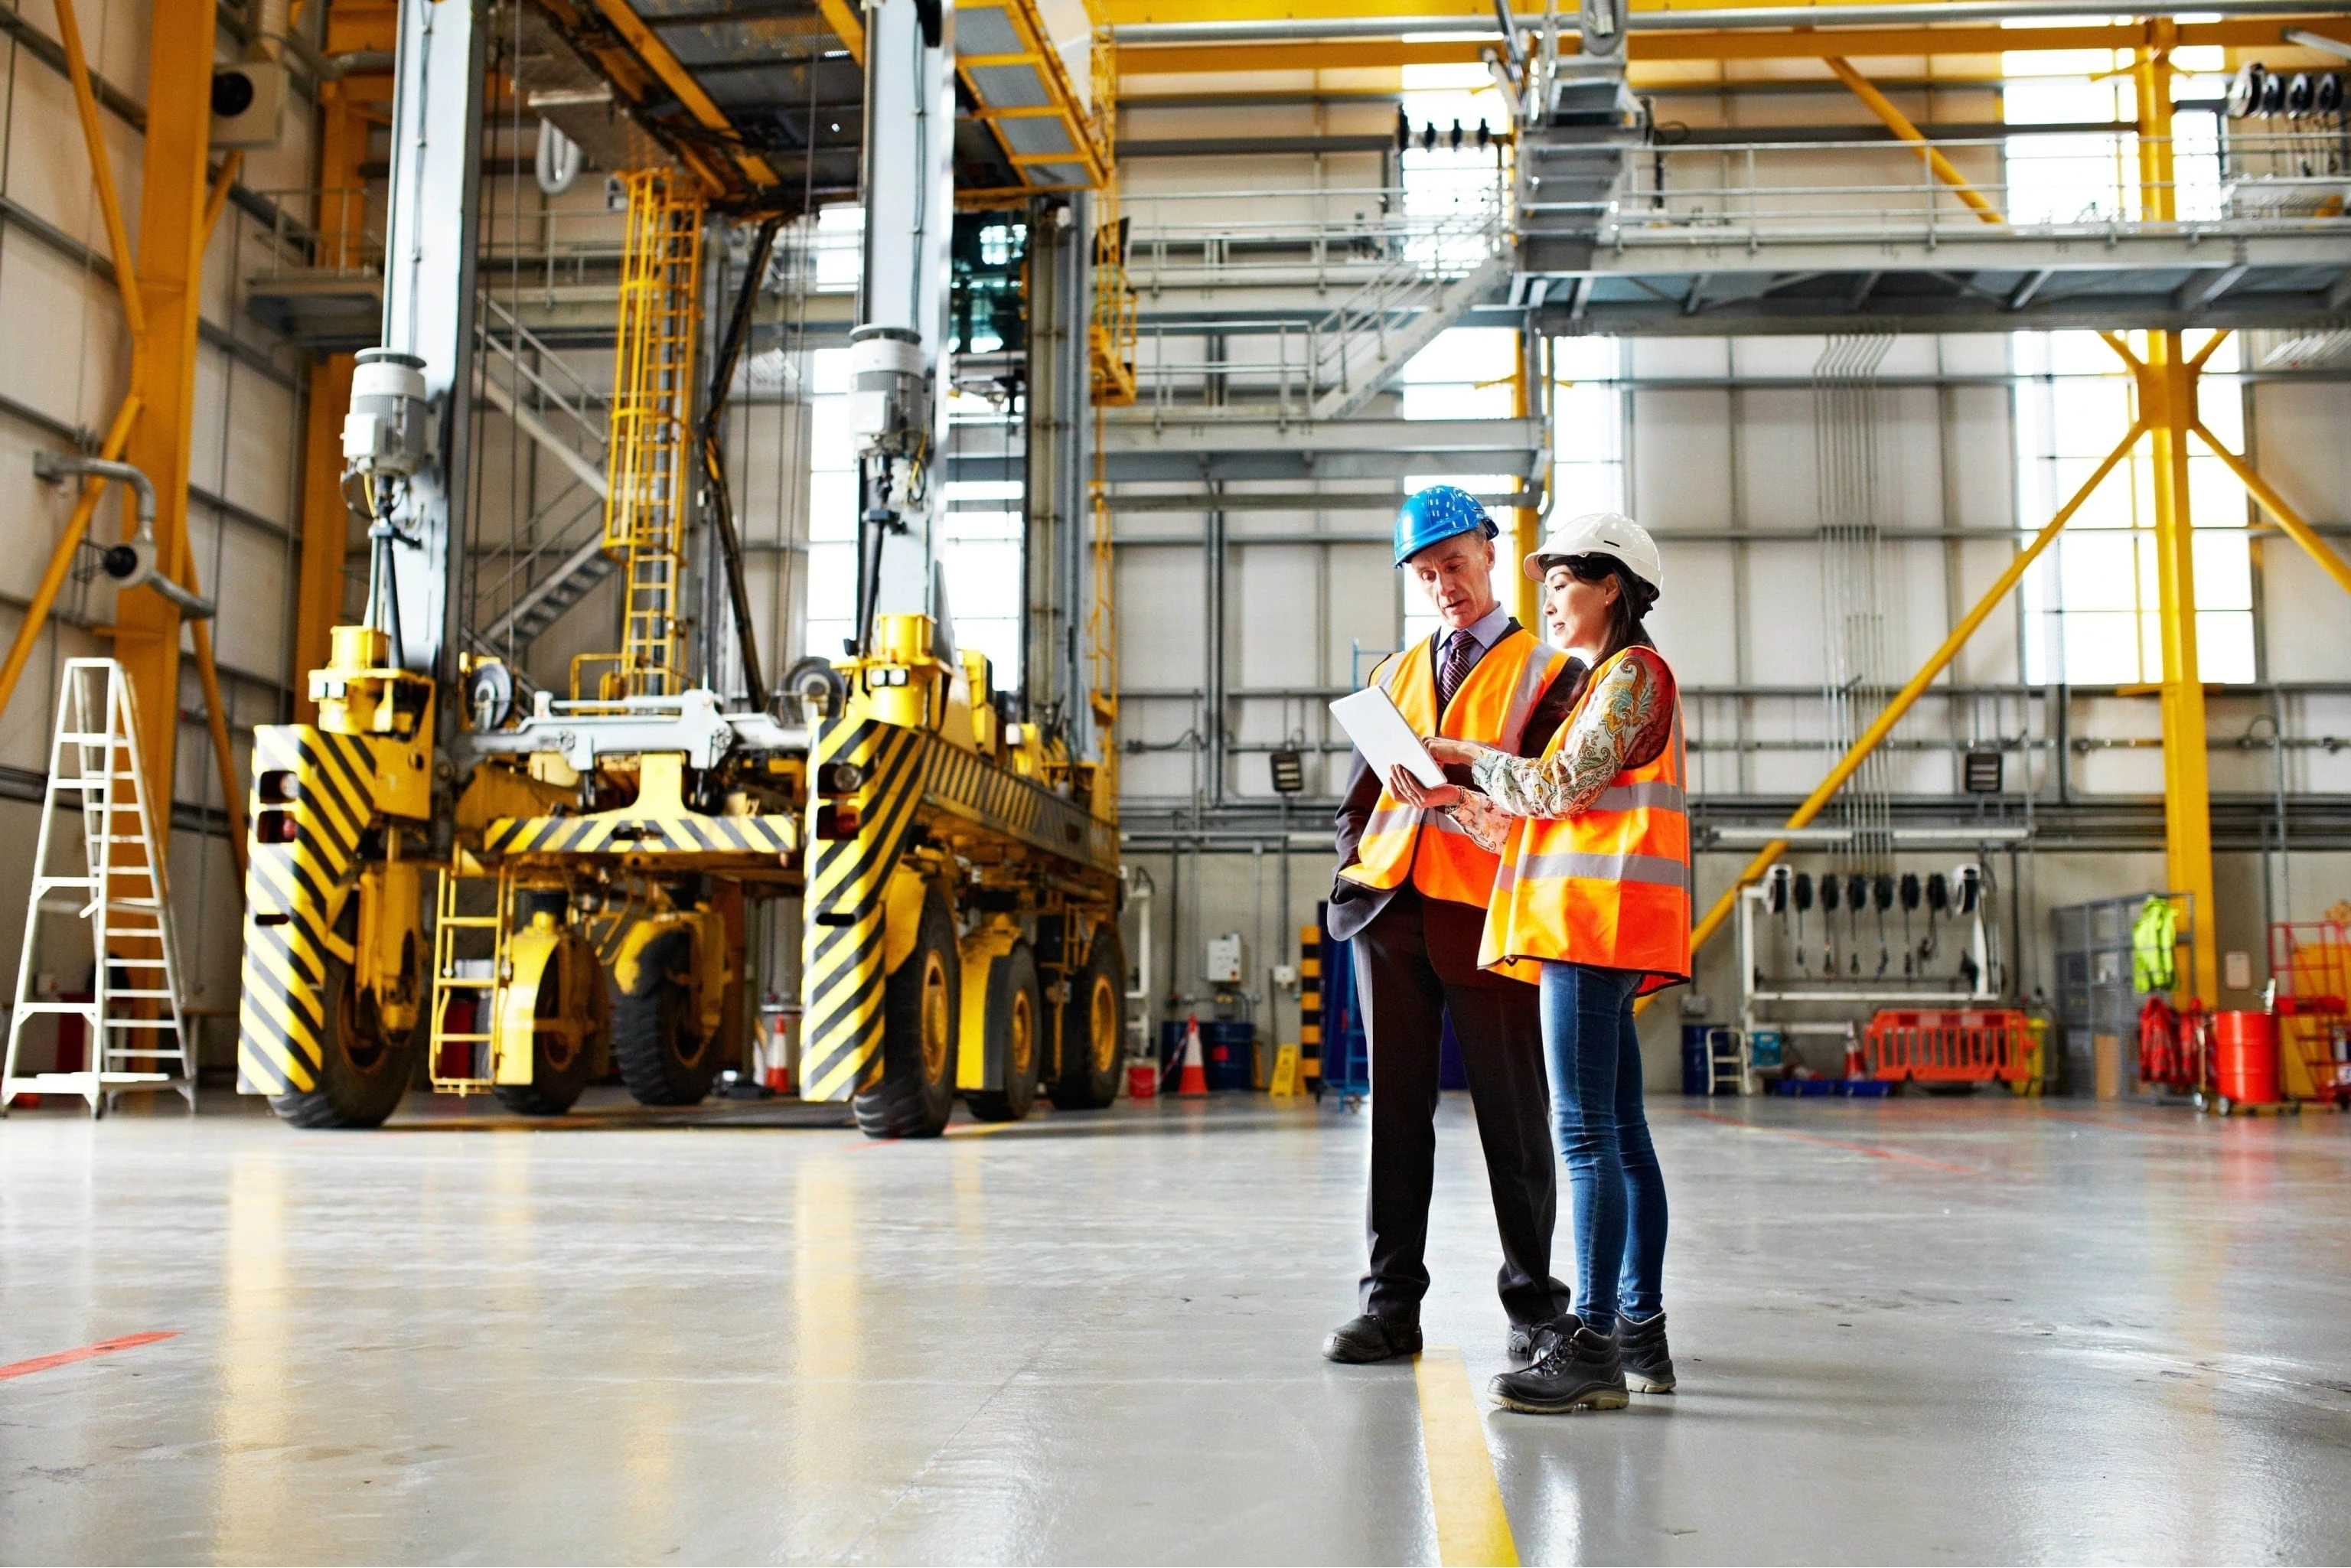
top-left (1544, 553), bottom-right (1658, 665)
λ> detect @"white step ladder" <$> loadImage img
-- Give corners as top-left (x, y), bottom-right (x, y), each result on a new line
top-left (2, 659), bottom-right (197, 1117)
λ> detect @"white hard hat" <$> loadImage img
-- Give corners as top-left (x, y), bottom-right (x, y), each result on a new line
top-left (1522, 512), bottom-right (1664, 595)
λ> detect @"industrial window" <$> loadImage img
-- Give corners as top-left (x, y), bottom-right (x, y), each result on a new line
top-left (803, 344), bottom-right (859, 662)
top-left (936, 472), bottom-right (1025, 686)
top-left (2014, 331), bottom-right (2254, 687)
top-left (1397, 327), bottom-right (1627, 652)
top-left (2005, 44), bottom-right (2253, 686)
top-left (1400, 327), bottom-right (1518, 650)
top-left (1394, 66), bottom-right (1627, 652)
top-left (795, 208), bottom-right (1024, 684)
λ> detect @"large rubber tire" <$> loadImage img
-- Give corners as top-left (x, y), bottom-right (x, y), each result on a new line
top-left (855, 888), bottom-right (960, 1139)
top-left (966, 941), bottom-right (1042, 1123)
top-left (269, 930), bottom-right (421, 1130)
top-left (613, 929), bottom-right (724, 1107)
top-left (1049, 926), bottom-right (1126, 1110)
top-left (494, 934), bottom-right (609, 1117)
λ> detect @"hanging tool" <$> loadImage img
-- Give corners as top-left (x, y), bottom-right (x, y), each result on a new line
top-left (1792, 870), bottom-right (1813, 972)
top-left (1923, 871), bottom-right (1949, 963)
top-left (1952, 863), bottom-right (1981, 916)
top-left (1873, 873), bottom-right (1894, 978)
top-left (1820, 871), bottom-right (1840, 977)
top-left (1845, 874), bottom-right (1867, 976)
top-left (1764, 865), bottom-right (1791, 990)
top-left (1899, 872), bottom-right (1920, 975)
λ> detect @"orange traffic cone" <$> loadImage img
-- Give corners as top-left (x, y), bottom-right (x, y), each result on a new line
top-left (1176, 1014), bottom-right (1210, 1097)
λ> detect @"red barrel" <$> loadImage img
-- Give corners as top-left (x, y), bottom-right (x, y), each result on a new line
top-left (2214, 1012), bottom-right (2281, 1104)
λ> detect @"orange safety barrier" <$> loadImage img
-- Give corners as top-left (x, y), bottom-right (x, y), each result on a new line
top-left (1864, 1009), bottom-right (2033, 1084)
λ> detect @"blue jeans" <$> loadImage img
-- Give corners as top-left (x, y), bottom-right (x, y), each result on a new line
top-left (1538, 962), bottom-right (1668, 1336)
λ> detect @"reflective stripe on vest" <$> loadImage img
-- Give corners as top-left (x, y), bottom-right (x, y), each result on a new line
top-left (1339, 625), bottom-right (1567, 909)
top-left (1479, 647), bottom-right (1692, 993)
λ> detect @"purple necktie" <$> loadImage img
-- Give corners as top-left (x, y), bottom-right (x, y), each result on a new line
top-left (1436, 629), bottom-right (1478, 711)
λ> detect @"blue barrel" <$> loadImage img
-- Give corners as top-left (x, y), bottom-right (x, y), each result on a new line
top-left (1681, 1025), bottom-right (1711, 1095)
top-left (1203, 1021), bottom-right (1255, 1089)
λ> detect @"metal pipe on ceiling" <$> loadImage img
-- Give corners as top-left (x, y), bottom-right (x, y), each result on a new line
top-left (1111, 0), bottom-right (2343, 44)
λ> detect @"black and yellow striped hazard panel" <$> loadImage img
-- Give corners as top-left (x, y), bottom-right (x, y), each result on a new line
top-left (238, 725), bottom-right (380, 1097)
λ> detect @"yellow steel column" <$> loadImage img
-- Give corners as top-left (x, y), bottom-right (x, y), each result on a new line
top-left (2134, 28), bottom-right (2177, 223)
top-left (2143, 329), bottom-right (2218, 1002)
top-left (1511, 332), bottom-right (1541, 630)
top-left (113, 1), bottom-right (218, 804)
top-left (292, 84), bottom-right (374, 718)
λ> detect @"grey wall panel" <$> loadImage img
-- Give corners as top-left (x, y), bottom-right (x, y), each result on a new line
top-left (2251, 380), bottom-right (2351, 686)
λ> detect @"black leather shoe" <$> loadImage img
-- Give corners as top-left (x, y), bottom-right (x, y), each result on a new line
top-left (1489, 1318), bottom-right (1629, 1413)
top-left (1506, 1315), bottom-right (1571, 1363)
top-left (1324, 1314), bottom-right (1423, 1363)
top-left (1617, 1311), bottom-right (1677, 1393)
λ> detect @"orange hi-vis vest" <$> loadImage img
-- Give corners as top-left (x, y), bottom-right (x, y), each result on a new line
top-left (1479, 647), bottom-right (1692, 994)
top-left (1339, 624), bottom-right (1569, 911)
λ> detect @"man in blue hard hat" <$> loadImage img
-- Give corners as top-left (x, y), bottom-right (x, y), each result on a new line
top-left (1324, 484), bottom-right (1586, 1364)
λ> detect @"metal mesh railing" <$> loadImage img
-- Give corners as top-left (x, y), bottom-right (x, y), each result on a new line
top-left (1605, 132), bottom-right (2351, 247)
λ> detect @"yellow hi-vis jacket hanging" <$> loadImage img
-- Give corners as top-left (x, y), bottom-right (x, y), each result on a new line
top-left (1479, 647), bottom-right (1692, 994)
top-left (1339, 626), bottom-right (1569, 911)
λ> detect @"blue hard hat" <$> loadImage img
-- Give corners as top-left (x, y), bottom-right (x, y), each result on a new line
top-left (1392, 484), bottom-right (1498, 566)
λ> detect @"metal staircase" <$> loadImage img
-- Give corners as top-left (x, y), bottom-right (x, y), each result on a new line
top-left (470, 294), bottom-right (616, 659)
top-left (1310, 244), bottom-right (1511, 423)
top-left (2, 660), bottom-right (194, 1117)
top-left (475, 501), bottom-right (615, 654)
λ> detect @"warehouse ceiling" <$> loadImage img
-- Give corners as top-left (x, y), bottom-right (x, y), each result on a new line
top-left (528, 0), bottom-right (870, 208)
top-left (523, 0), bottom-right (1114, 207)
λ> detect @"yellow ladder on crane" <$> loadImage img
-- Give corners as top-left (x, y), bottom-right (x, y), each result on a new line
top-left (426, 867), bottom-right (514, 1092)
top-left (590, 169), bottom-right (706, 700)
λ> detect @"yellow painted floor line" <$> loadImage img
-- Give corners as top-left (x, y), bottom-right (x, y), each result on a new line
top-left (1414, 1346), bottom-right (1520, 1566)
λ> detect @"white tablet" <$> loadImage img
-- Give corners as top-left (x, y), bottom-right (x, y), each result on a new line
top-left (1329, 686), bottom-right (1447, 788)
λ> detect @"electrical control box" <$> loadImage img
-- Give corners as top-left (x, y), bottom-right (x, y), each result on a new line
top-left (1206, 933), bottom-right (1245, 985)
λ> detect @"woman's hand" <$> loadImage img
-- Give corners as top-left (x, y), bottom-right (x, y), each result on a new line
top-left (1424, 736), bottom-right (1483, 766)
top-left (1387, 764), bottom-right (1462, 810)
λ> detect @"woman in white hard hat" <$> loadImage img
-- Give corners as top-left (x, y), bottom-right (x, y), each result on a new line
top-left (1385, 513), bottom-right (1691, 1415)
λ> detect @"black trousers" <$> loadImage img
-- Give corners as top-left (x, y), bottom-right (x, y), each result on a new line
top-left (1352, 888), bottom-right (1569, 1328)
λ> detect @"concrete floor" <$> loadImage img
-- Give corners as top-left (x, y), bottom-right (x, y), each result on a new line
top-left (3, 1088), bottom-right (2349, 1565)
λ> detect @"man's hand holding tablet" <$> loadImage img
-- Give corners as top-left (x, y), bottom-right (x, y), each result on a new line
top-left (1331, 687), bottom-right (1466, 808)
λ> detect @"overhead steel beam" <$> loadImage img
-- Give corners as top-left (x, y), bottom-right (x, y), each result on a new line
top-left (1075, 415), bottom-right (1546, 484)
top-left (2173, 262), bottom-right (2250, 312)
top-left (1109, 0), bottom-right (2346, 39)
top-left (1114, 15), bottom-right (2351, 70)
top-left (585, 0), bottom-right (780, 189)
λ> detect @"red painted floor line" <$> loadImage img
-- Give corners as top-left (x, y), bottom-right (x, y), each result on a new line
top-left (1685, 1110), bottom-right (1980, 1174)
top-left (0, 1331), bottom-right (178, 1384)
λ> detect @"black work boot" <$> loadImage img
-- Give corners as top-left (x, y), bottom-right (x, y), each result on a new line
top-left (1488, 1318), bottom-right (1629, 1413)
top-left (1616, 1311), bottom-right (1677, 1394)
top-left (1324, 1314), bottom-right (1423, 1364)
top-left (1506, 1315), bottom-right (1570, 1364)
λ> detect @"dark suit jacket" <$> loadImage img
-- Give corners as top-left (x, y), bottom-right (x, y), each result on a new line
top-left (1328, 624), bottom-right (1585, 944)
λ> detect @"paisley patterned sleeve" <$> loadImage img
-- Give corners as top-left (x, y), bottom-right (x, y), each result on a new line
top-left (1443, 791), bottom-right (1513, 855)
top-left (1468, 653), bottom-right (1664, 820)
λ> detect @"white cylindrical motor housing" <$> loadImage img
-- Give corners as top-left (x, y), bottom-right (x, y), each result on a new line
top-left (343, 349), bottom-right (433, 478)
top-left (848, 324), bottom-right (928, 458)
